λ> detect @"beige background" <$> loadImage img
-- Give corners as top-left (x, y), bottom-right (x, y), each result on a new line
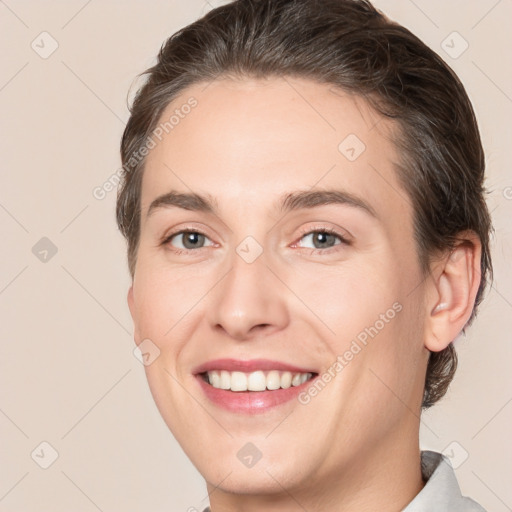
top-left (0, 0), bottom-right (511, 510)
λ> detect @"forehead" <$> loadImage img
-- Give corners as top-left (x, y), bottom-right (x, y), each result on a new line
top-left (140, 76), bottom-right (410, 223)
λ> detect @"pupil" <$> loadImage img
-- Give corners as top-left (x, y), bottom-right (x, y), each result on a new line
top-left (184, 232), bottom-right (203, 249)
top-left (315, 232), bottom-right (334, 248)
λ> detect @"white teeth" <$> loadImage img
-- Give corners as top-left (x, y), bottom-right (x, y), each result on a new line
top-left (280, 371), bottom-right (292, 389)
top-left (220, 370), bottom-right (230, 390)
top-left (230, 371), bottom-right (247, 391)
top-left (291, 373), bottom-right (302, 386)
top-left (266, 370), bottom-right (281, 390)
top-left (205, 370), bottom-right (313, 392)
top-left (209, 370), bottom-right (221, 388)
top-left (247, 371), bottom-right (266, 391)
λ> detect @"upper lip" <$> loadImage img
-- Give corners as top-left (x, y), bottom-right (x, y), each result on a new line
top-left (193, 358), bottom-right (317, 375)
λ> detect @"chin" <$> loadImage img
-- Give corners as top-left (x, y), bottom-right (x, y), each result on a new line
top-left (201, 461), bottom-right (301, 496)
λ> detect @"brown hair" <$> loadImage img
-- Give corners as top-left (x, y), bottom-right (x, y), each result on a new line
top-left (116, 0), bottom-right (493, 408)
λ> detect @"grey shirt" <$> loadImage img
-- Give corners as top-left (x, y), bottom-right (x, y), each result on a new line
top-left (202, 451), bottom-right (486, 511)
top-left (404, 451), bottom-right (486, 511)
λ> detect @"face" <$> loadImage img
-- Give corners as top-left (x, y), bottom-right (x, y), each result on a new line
top-left (128, 77), bottom-right (430, 498)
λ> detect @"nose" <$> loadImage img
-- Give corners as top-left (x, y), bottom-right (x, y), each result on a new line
top-left (206, 249), bottom-right (290, 341)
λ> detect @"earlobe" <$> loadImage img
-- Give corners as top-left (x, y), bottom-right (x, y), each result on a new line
top-left (424, 233), bottom-right (482, 352)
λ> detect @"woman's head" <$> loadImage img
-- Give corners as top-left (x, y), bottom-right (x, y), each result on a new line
top-left (117, 1), bottom-right (491, 504)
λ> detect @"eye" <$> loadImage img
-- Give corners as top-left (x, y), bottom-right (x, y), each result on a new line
top-left (295, 228), bottom-right (349, 251)
top-left (164, 230), bottom-right (214, 251)
top-left (161, 227), bottom-right (349, 254)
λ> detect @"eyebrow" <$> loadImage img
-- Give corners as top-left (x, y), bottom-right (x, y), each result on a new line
top-left (146, 188), bottom-right (378, 219)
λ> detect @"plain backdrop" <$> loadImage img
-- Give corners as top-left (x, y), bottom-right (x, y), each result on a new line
top-left (1, 1), bottom-right (511, 511)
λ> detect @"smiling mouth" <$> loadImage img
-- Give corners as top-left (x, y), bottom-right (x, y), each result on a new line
top-left (200, 370), bottom-right (317, 392)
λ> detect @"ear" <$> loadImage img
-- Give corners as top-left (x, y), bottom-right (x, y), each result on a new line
top-left (424, 231), bottom-right (482, 352)
top-left (127, 285), bottom-right (135, 317)
top-left (127, 285), bottom-right (140, 343)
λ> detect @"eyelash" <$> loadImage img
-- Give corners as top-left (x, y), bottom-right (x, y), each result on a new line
top-left (294, 226), bottom-right (351, 254)
top-left (161, 226), bottom-right (350, 256)
top-left (161, 228), bottom-right (213, 256)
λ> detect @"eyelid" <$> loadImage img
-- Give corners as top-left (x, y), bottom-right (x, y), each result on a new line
top-left (160, 225), bottom-right (216, 247)
top-left (163, 226), bottom-right (206, 240)
top-left (292, 223), bottom-right (353, 245)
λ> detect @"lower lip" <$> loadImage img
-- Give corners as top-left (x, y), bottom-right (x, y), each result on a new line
top-left (196, 375), bottom-right (316, 413)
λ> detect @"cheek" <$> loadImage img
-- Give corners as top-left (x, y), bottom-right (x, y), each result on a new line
top-left (338, 283), bottom-right (426, 415)
top-left (297, 255), bottom-right (424, 393)
top-left (292, 262), bottom-right (403, 348)
top-left (132, 260), bottom-right (209, 337)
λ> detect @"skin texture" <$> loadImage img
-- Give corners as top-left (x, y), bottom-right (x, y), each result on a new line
top-left (127, 77), bottom-right (481, 511)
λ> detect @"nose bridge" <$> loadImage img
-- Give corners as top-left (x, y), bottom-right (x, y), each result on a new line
top-left (207, 241), bottom-right (289, 340)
